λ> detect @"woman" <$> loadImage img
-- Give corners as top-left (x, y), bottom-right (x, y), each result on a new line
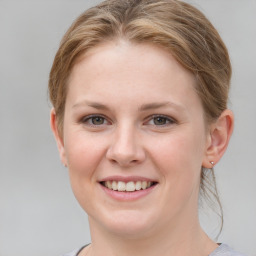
top-left (49, 0), bottom-right (245, 255)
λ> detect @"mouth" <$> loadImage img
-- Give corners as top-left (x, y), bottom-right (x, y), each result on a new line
top-left (100, 180), bottom-right (158, 192)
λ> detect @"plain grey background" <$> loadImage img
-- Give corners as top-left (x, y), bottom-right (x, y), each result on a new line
top-left (0, 0), bottom-right (255, 256)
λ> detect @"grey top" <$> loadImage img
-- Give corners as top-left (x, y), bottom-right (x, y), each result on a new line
top-left (209, 244), bottom-right (246, 256)
top-left (62, 243), bottom-right (246, 256)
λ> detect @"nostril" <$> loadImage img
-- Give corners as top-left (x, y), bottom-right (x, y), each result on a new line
top-left (109, 159), bottom-right (118, 164)
top-left (109, 158), bottom-right (138, 166)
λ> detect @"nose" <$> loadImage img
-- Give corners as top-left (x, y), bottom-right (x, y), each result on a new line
top-left (106, 124), bottom-right (146, 167)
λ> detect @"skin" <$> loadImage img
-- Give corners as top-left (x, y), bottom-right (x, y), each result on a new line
top-left (51, 41), bottom-right (234, 256)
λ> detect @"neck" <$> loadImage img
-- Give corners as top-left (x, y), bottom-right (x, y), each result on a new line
top-left (86, 215), bottom-right (217, 256)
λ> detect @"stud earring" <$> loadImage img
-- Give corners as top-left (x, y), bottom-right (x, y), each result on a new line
top-left (210, 161), bottom-right (214, 165)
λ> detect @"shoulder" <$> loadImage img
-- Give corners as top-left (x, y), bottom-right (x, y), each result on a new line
top-left (61, 249), bottom-right (78, 256)
top-left (61, 247), bottom-right (82, 256)
top-left (62, 244), bottom-right (247, 256)
top-left (210, 244), bottom-right (247, 256)
top-left (61, 245), bottom-right (87, 256)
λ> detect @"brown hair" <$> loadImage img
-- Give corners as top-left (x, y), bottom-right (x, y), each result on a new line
top-left (49, 0), bottom-right (231, 234)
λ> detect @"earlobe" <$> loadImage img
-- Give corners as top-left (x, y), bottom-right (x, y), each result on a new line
top-left (203, 109), bottom-right (234, 168)
top-left (50, 108), bottom-right (67, 166)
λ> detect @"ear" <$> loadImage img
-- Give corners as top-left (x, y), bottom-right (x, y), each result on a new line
top-left (50, 108), bottom-right (67, 167)
top-left (202, 109), bottom-right (234, 168)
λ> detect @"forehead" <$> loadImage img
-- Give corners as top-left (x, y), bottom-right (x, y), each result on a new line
top-left (66, 41), bottom-right (201, 113)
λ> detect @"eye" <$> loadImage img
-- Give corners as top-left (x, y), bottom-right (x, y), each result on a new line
top-left (146, 115), bottom-right (175, 126)
top-left (153, 116), bottom-right (169, 125)
top-left (81, 115), bottom-right (109, 126)
top-left (90, 116), bottom-right (105, 125)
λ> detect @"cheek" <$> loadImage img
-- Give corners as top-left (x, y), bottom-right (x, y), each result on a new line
top-left (149, 131), bottom-right (205, 186)
top-left (153, 130), bottom-right (204, 164)
top-left (63, 132), bottom-right (108, 211)
top-left (151, 133), bottom-right (205, 213)
top-left (64, 131), bottom-right (107, 180)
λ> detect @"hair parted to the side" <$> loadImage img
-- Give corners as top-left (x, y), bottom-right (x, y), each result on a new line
top-left (49, 0), bottom-right (231, 236)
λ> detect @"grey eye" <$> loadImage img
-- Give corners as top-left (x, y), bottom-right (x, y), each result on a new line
top-left (91, 116), bottom-right (105, 125)
top-left (153, 116), bottom-right (168, 125)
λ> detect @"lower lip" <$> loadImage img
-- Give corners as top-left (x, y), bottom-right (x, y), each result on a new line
top-left (100, 184), bottom-right (157, 201)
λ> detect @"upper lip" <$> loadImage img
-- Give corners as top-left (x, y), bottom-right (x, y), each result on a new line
top-left (99, 175), bottom-right (158, 183)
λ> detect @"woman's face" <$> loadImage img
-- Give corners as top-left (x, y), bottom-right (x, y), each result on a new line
top-left (55, 41), bottom-right (212, 237)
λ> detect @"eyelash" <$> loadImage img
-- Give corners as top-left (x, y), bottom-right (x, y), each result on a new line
top-left (145, 115), bottom-right (176, 127)
top-left (80, 114), bottom-right (176, 128)
top-left (80, 115), bottom-right (110, 127)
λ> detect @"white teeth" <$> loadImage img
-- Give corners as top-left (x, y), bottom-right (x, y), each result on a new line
top-left (103, 180), bottom-right (155, 192)
top-left (135, 181), bottom-right (142, 190)
top-left (142, 181), bottom-right (147, 190)
top-left (112, 181), bottom-right (117, 191)
top-left (126, 181), bottom-right (136, 192)
top-left (117, 181), bottom-right (126, 191)
top-left (106, 180), bottom-right (112, 189)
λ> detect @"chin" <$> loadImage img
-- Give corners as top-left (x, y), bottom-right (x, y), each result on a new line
top-left (89, 208), bottom-right (157, 238)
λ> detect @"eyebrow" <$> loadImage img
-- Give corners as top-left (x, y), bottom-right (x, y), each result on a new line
top-left (72, 101), bottom-right (109, 110)
top-left (72, 100), bottom-right (185, 111)
top-left (138, 101), bottom-right (185, 111)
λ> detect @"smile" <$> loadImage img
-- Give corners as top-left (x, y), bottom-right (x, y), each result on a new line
top-left (101, 180), bottom-right (157, 192)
